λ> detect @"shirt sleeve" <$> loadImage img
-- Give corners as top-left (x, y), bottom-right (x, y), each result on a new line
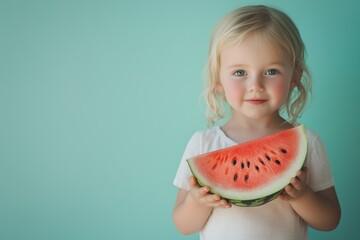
top-left (305, 131), bottom-right (335, 192)
top-left (173, 132), bottom-right (202, 191)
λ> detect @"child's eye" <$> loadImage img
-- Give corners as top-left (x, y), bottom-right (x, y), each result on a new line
top-left (233, 70), bottom-right (246, 77)
top-left (265, 69), bottom-right (279, 76)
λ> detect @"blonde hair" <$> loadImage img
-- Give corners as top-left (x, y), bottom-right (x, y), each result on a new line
top-left (204, 5), bottom-right (312, 126)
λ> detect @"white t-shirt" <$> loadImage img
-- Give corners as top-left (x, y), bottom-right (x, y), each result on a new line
top-left (173, 126), bottom-right (334, 240)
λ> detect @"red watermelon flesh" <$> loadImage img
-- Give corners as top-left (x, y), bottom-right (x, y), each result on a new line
top-left (187, 125), bottom-right (307, 207)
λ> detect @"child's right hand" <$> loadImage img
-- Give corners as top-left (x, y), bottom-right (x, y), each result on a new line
top-left (189, 176), bottom-right (232, 208)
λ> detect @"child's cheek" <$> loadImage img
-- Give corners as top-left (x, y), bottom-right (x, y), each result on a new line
top-left (226, 81), bottom-right (244, 98)
top-left (272, 81), bottom-right (291, 102)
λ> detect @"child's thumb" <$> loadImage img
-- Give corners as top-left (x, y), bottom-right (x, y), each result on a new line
top-left (189, 176), bottom-right (199, 187)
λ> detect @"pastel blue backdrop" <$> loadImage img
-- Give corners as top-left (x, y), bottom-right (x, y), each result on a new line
top-left (1, 0), bottom-right (359, 239)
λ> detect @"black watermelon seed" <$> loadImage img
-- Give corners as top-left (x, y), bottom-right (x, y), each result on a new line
top-left (232, 159), bottom-right (237, 166)
top-left (255, 165), bottom-right (259, 171)
top-left (275, 160), bottom-right (281, 165)
top-left (241, 162), bottom-right (245, 169)
top-left (247, 161), bottom-right (250, 168)
top-left (244, 175), bottom-right (249, 182)
top-left (233, 173), bottom-right (238, 181)
top-left (280, 148), bottom-right (287, 154)
top-left (265, 154), bottom-right (271, 161)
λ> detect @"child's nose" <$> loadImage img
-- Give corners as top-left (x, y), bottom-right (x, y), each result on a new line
top-left (248, 74), bottom-right (264, 92)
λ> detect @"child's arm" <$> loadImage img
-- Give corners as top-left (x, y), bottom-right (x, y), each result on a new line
top-left (278, 168), bottom-right (341, 231)
top-left (172, 176), bottom-right (231, 235)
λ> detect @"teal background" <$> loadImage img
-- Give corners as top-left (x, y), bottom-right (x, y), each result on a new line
top-left (1, 0), bottom-right (359, 239)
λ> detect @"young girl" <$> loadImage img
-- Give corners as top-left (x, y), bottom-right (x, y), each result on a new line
top-left (172, 5), bottom-right (340, 240)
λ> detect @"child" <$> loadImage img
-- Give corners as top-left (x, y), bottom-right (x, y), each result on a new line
top-left (172, 5), bottom-right (340, 240)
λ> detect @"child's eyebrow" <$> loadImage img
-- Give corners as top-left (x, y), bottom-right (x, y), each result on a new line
top-left (268, 62), bottom-right (288, 67)
top-left (226, 64), bottom-right (247, 69)
top-left (226, 62), bottom-right (287, 69)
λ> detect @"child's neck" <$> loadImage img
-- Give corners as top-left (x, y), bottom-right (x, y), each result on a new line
top-left (220, 114), bottom-right (293, 144)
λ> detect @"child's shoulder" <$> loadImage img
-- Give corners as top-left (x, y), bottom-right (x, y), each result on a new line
top-left (305, 127), bottom-right (317, 138)
top-left (294, 123), bottom-right (319, 141)
top-left (189, 126), bottom-right (222, 143)
top-left (304, 126), bottom-right (324, 148)
top-left (187, 126), bottom-right (234, 154)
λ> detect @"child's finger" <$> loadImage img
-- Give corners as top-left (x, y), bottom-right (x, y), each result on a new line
top-left (290, 177), bottom-right (303, 191)
top-left (218, 199), bottom-right (232, 208)
top-left (207, 201), bottom-right (230, 208)
top-left (277, 192), bottom-right (290, 201)
top-left (198, 193), bottom-right (219, 203)
top-left (284, 184), bottom-right (297, 197)
top-left (296, 170), bottom-right (306, 181)
top-left (189, 176), bottom-right (200, 187)
top-left (188, 176), bottom-right (231, 208)
top-left (199, 186), bottom-right (210, 195)
top-left (203, 196), bottom-right (231, 208)
top-left (189, 176), bottom-right (210, 198)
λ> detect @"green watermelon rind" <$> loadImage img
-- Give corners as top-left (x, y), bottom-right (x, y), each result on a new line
top-left (228, 188), bottom-right (284, 207)
top-left (187, 125), bottom-right (308, 207)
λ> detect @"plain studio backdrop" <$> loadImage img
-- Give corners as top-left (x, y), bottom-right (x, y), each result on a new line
top-left (1, 0), bottom-right (359, 239)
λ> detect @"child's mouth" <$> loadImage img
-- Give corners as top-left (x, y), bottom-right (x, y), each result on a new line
top-left (245, 99), bottom-right (268, 105)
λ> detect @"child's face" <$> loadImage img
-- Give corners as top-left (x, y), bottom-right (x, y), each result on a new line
top-left (218, 33), bottom-right (294, 121)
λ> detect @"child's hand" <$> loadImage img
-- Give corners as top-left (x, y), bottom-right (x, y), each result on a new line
top-left (278, 167), bottom-right (308, 202)
top-left (188, 176), bottom-right (232, 208)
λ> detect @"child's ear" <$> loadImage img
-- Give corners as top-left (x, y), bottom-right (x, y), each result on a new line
top-left (290, 80), bottom-right (296, 90)
top-left (215, 81), bottom-right (224, 92)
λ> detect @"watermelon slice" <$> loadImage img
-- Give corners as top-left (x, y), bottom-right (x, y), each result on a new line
top-left (187, 125), bottom-right (307, 207)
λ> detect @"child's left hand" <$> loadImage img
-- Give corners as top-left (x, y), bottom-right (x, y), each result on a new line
top-left (277, 167), bottom-right (308, 201)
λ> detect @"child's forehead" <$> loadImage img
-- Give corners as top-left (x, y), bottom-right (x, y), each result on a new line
top-left (223, 31), bottom-right (286, 54)
top-left (219, 32), bottom-right (291, 67)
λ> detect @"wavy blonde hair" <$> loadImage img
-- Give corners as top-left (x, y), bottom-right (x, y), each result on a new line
top-left (204, 5), bottom-right (312, 126)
